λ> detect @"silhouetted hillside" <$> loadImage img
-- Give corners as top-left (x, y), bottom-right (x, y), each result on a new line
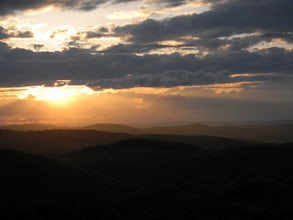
top-left (61, 140), bottom-right (293, 219)
top-left (79, 123), bottom-right (141, 134)
top-left (2, 122), bottom-right (292, 143)
top-left (64, 138), bottom-right (200, 184)
top-left (141, 134), bottom-right (256, 149)
top-left (0, 129), bottom-right (132, 154)
top-left (0, 149), bottom-right (136, 220)
top-left (143, 124), bottom-right (293, 142)
top-left (1, 140), bottom-right (293, 219)
top-left (0, 129), bottom-right (257, 154)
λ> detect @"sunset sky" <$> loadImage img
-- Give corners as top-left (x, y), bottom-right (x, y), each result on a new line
top-left (0, 0), bottom-right (292, 125)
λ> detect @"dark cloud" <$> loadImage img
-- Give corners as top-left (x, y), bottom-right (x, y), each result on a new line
top-left (45, 0), bottom-right (291, 57)
top-left (69, 0), bottom-right (292, 55)
top-left (115, 0), bottom-right (293, 50)
top-left (0, 0), bottom-right (141, 15)
top-left (88, 70), bottom-right (233, 89)
top-left (0, 26), bottom-right (34, 39)
top-left (150, 0), bottom-right (188, 7)
top-left (0, 41), bottom-right (292, 88)
top-left (99, 43), bottom-right (167, 54)
top-left (11, 31), bottom-right (34, 38)
top-left (0, 26), bottom-right (9, 39)
top-left (85, 27), bottom-right (113, 38)
top-left (0, 0), bottom-right (203, 16)
top-left (0, 42), bottom-right (10, 55)
top-left (50, 29), bottom-right (68, 39)
top-left (32, 44), bottom-right (44, 51)
top-left (87, 69), bottom-right (285, 89)
top-left (0, 0), bottom-right (103, 15)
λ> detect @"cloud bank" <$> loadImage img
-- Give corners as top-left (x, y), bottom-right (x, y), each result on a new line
top-left (0, 0), bottom-right (292, 90)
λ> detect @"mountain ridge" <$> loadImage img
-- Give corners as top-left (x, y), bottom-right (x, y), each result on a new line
top-left (1, 122), bottom-right (293, 143)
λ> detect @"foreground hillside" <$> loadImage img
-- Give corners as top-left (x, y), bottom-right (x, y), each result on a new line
top-left (0, 149), bottom-right (137, 220)
top-left (1, 139), bottom-right (292, 219)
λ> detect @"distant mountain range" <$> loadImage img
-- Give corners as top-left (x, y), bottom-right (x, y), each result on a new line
top-left (142, 123), bottom-right (293, 143)
top-left (1, 122), bottom-right (293, 143)
top-left (0, 123), bottom-right (62, 131)
top-left (79, 123), bottom-right (141, 134)
top-left (0, 130), bottom-right (132, 154)
top-left (0, 129), bottom-right (256, 154)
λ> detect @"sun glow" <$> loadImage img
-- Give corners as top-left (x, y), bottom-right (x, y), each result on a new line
top-left (39, 87), bottom-right (74, 103)
top-left (17, 84), bottom-right (94, 105)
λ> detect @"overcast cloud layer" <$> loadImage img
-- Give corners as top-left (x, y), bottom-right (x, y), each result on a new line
top-left (0, 0), bottom-right (292, 89)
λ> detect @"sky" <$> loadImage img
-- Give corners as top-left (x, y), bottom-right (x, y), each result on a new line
top-left (0, 0), bottom-right (292, 125)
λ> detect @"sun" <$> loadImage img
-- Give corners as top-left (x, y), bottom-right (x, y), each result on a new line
top-left (29, 86), bottom-right (78, 105)
top-left (18, 84), bottom-right (95, 106)
top-left (40, 87), bottom-right (74, 104)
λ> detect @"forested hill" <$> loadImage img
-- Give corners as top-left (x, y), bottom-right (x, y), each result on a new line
top-left (1, 122), bottom-right (293, 143)
top-left (1, 141), bottom-right (293, 219)
top-left (0, 129), bottom-right (132, 154)
top-left (0, 129), bottom-right (254, 154)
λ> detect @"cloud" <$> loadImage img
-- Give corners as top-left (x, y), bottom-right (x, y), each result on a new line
top-left (0, 41), bottom-right (292, 88)
top-left (0, 0), bottom-right (141, 16)
top-left (50, 29), bottom-right (68, 39)
top-left (86, 68), bottom-right (285, 90)
top-left (0, 0), bottom-right (101, 15)
top-left (85, 27), bottom-right (113, 39)
top-left (31, 0), bottom-right (289, 56)
top-left (63, 0), bottom-right (292, 55)
top-left (0, 26), bottom-right (9, 39)
top-left (0, 0), bottom-right (212, 17)
top-left (32, 44), bottom-right (45, 51)
top-left (0, 0), bottom-right (292, 88)
top-left (107, 10), bottom-right (150, 20)
top-left (0, 26), bottom-right (34, 39)
top-left (114, 0), bottom-right (293, 51)
top-left (89, 70), bottom-right (233, 89)
top-left (99, 43), bottom-right (167, 54)
top-left (0, 41), bottom-right (10, 52)
top-left (11, 30), bottom-right (34, 38)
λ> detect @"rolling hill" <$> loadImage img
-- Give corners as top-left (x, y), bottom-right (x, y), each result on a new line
top-left (0, 149), bottom-right (139, 220)
top-left (0, 129), bottom-right (256, 154)
top-left (2, 139), bottom-right (293, 219)
top-left (60, 140), bottom-right (293, 219)
top-left (0, 129), bottom-right (133, 154)
top-left (1, 122), bottom-right (293, 143)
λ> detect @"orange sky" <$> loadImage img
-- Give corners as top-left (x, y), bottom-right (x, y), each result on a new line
top-left (0, 80), bottom-right (292, 125)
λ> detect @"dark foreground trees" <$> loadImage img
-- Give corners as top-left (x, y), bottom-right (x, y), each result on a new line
top-left (0, 140), bottom-right (292, 219)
